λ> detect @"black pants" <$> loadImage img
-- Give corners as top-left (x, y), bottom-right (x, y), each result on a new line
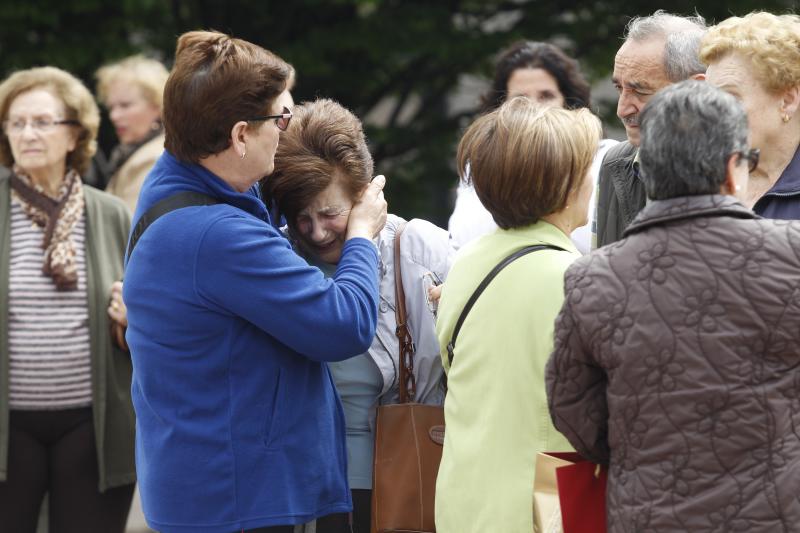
top-left (0, 407), bottom-right (134, 533)
top-left (316, 488), bottom-right (371, 533)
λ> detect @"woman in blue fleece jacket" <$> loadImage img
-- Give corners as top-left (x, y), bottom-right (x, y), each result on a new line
top-left (123, 31), bottom-right (387, 533)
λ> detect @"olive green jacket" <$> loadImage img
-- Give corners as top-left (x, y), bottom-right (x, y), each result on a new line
top-left (0, 169), bottom-right (135, 491)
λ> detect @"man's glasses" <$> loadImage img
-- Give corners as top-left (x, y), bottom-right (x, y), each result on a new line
top-left (2, 117), bottom-right (79, 136)
top-left (735, 148), bottom-right (760, 172)
top-left (247, 106), bottom-right (292, 131)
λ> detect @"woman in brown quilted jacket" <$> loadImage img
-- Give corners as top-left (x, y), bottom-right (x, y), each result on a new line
top-left (546, 80), bottom-right (800, 532)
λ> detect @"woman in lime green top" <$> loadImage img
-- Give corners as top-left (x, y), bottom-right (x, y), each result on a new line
top-left (435, 97), bottom-right (601, 533)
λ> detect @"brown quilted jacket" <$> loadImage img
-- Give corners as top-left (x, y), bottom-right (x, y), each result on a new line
top-left (546, 194), bottom-right (800, 532)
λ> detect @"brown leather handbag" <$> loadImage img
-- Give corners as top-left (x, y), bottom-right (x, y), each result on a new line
top-left (371, 222), bottom-right (445, 533)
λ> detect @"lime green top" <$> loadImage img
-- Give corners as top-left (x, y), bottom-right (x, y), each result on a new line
top-left (435, 221), bottom-right (578, 533)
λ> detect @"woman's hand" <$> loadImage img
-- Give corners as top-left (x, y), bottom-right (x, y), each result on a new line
top-left (427, 284), bottom-right (443, 304)
top-left (107, 281), bottom-right (128, 327)
top-left (346, 174), bottom-right (388, 241)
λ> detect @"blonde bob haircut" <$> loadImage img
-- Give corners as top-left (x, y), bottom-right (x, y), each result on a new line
top-left (95, 55), bottom-right (169, 110)
top-left (458, 96), bottom-right (600, 229)
top-left (0, 66), bottom-right (99, 175)
top-left (700, 12), bottom-right (800, 93)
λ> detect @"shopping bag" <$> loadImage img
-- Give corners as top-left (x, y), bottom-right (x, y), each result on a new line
top-left (534, 452), bottom-right (607, 533)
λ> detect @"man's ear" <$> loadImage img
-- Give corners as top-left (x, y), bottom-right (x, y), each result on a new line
top-left (690, 72), bottom-right (706, 81)
top-left (230, 121), bottom-right (249, 158)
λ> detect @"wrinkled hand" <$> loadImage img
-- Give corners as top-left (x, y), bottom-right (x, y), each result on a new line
top-left (347, 174), bottom-right (388, 240)
top-left (107, 281), bottom-right (127, 327)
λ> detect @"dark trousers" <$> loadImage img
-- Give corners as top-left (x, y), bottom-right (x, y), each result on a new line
top-left (0, 407), bottom-right (134, 533)
top-left (316, 488), bottom-right (371, 533)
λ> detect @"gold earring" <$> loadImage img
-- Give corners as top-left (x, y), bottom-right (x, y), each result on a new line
top-left (783, 114), bottom-right (791, 123)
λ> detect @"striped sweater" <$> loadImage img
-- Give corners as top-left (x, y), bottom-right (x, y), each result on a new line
top-left (8, 201), bottom-right (92, 409)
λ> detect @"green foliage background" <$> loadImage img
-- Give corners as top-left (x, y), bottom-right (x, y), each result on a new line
top-left (0, 0), bottom-right (794, 225)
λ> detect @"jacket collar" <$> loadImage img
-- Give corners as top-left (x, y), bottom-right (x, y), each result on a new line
top-left (763, 143), bottom-right (800, 196)
top-left (502, 219), bottom-right (579, 253)
top-left (135, 151), bottom-right (270, 225)
top-left (623, 194), bottom-right (759, 237)
top-left (608, 142), bottom-right (643, 225)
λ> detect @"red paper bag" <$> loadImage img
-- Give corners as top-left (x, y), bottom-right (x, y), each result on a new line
top-left (555, 456), bottom-right (607, 533)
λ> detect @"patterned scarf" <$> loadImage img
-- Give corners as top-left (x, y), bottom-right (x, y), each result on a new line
top-left (9, 165), bottom-right (84, 290)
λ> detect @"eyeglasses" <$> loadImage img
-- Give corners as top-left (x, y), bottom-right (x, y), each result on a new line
top-left (247, 106), bottom-right (292, 131)
top-left (734, 148), bottom-right (760, 172)
top-left (2, 117), bottom-right (79, 136)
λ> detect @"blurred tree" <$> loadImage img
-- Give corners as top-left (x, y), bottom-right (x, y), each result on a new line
top-left (0, 0), bottom-right (793, 225)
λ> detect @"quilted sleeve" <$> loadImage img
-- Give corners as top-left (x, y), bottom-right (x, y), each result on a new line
top-left (545, 266), bottom-right (610, 464)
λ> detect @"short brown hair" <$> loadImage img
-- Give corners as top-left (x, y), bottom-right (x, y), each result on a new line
top-left (263, 98), bottom-right (373, 227)
top-left (163, 30), bottom-right (292, 163)
top-left (0, 66), bottom-right (99, 175)
top-left (458, 96), bottom-right (600, 229)
top-left (96, 54), bottom-right (169, 110)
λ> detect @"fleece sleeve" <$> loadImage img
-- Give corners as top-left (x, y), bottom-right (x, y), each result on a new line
top-left (545, 266), bottom-right (610, 464)
top-left (193, 214), bottom-right (380, 361)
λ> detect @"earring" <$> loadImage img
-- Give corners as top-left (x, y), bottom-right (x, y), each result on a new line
top-left (783, 114), bottom-right (791, 123)
top-left (241, 148), bottom-right (246, 159)
top-left (734, 185), bottom-right (741, 192)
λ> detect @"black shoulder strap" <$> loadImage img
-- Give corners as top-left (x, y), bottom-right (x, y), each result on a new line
top-left (126, 191), bottom-right (219, 262)
top-left (446, 243), bottom-right (566, 366)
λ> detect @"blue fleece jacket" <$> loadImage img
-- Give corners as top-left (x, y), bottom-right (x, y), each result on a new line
top-left (124, 152), bottom-right (380, 532)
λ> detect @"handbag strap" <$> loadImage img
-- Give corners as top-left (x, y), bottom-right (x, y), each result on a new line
top-left (126, 191), bottom-right (219, 263)
top-left (446, 243), bottom-right (567, 366)
top-left (393, 221), bottom-right (416, 404)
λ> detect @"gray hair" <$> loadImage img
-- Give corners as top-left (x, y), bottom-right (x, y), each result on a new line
top-left (625, 10), bottom-right (708, 81)
top-left (638, 80), bottom-right (748, 200)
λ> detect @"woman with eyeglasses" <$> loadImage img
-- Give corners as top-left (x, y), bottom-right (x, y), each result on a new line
top-left (263, 98), bottom-right (451, 533)
top-left (702, 12), bottom-right (800, 219)
top-left (123, 31), bottom-right (387, 533)
top-left (546, 80), bottom-right (800, 532)
top-left (0, 67), bottom-right (134, 531)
